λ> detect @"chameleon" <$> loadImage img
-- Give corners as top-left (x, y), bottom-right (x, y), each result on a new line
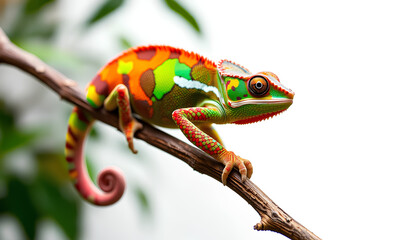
top-left (64, 45), bottom-right (294, 206)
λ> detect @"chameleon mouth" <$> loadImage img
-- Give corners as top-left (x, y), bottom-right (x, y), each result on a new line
top-left (232, 109), bottom-right (287, 125)
top-left (229, 98), bottom-right (293, 108)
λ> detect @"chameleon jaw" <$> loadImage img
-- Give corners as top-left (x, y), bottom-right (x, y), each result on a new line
top-left (232, 109), bottom-right (287, 125)
top-left (228, 98), bottom-right (293, 108)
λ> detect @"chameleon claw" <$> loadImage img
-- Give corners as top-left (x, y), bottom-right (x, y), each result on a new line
top-left (222, 160), bottom-right (234, 185)
top-left (243, 158), bottom-right (253, 179)
top-left (220, 151), bottom-right (253, 185)
top-left (127, 139), bottom-right (137, 154)
top-left (124, 120), bottom-right (143, 154)
top-left (236, 156), bottom-right (253, 182)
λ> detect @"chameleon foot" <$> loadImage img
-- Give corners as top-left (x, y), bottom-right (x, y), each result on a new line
top-left (104, 84), bottom-right (143, 154)
top-left (220, 151), bottom-right (253, 185)
top-left (122, 119), bottom-right (143, 154)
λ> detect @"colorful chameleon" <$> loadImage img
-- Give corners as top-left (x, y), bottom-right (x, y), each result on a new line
top-left (65, 45), bottom-right (294, 206)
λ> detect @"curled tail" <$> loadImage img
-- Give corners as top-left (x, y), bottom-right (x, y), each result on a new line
top-left (65, 107), bottom-right (125, 206)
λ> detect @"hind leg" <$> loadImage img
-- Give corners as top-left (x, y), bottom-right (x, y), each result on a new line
top-left (104, 84), bottom-right (143, 153)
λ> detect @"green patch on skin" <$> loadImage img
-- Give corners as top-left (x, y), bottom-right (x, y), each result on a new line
top-left (117, 60), bottom-right (133, 74)
top-left (86, 94), bottom-right (105, 108)
top-left (174, 61), bottom-right (191, 80)
top-left (226, 77), bottom-right (248, 101)
top-left (269, 89), bottom-right (288, 99)
top-left (153, 59), bottom-right (176, 100)
top-left (69, 112), bottom-right (88, 131)
top-left (86, 98), bottom-right (98, 108)
top-left (153, 59), bottom-right (191, 100)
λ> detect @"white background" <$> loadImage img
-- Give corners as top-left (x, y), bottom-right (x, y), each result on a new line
top-left (2, 0), bottom-right (420, 239)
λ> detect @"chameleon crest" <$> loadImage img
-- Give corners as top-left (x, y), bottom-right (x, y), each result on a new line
top-left (65, 45), bottom-right (294, 206)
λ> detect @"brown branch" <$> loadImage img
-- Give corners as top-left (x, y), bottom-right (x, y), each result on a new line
top-left (0, 28), bottom-right (321, 240)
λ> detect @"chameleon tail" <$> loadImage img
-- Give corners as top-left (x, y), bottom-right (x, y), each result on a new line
top-left (65, 107), bottom-right (125, 206)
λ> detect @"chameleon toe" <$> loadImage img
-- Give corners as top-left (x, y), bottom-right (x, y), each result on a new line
top-left (221, 160), bottom-right (234, 185)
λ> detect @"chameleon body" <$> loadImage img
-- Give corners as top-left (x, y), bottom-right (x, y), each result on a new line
top-left (65, 45), bottom-right (294, 206)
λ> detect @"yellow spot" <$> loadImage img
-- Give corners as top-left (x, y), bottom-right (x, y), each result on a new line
top-left (66, 131), bottom-right (76, 146)
top-left (64, 148), bottom-right (74, 157)
top-left (65, 132), bottom-right (76, 146)
top-left (117, 60), bottom-right (133, 75)
top-left (227, 79), bottom-right (239, 90)
top-left (87, 85), bottom-right (103, 108)
top-left (65, 125), bottom-right (83, 150)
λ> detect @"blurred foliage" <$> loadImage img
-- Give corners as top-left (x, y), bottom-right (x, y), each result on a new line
top-left (86, 0), bottom-right (125, 26)
top-left (23, 0), bottom-right (55, 14)
top-left (135, 187), bottom-right (151, 216)
top-left (0, 0), bottom-right (201, 238)
top-left (119, 35), bottom-right (134, 50)
top-left (9, 0), bottom-right (58, 42)
top-left (86, 0), bottom-right (201, 34)
top-left (0, 101), bottom-right (80, 240)
top-left (0, 102), bottom-right (39, 158)
top-left (163, 0), bottom-right (201, 33)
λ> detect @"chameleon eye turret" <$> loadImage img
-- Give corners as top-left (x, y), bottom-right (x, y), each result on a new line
top-left (248, 76), bottom-right (269, 97)
top-left (65, 46), bottom-right (294, 205)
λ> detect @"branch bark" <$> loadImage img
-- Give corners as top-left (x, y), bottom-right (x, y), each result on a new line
top-left (0, 28), bottom-right (321, 240)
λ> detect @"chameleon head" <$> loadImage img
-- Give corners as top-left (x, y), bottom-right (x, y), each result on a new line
top-left (217, 60), bottom-right (294, 124)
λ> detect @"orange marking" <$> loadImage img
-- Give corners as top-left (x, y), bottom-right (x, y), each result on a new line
top-left (69, 170), bottom-right (78, 180)
top-left (126, 48), bottom-right (171, 105)
top-left (99, 61), bottom-right (122, 93)
top-left (96, 46), bottom-right (217, 106)
top-left (179, 52), bottom-right (199, 67)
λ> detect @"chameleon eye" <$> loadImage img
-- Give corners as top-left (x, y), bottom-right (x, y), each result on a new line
top-left (248, 76), bottom-right (269, 97)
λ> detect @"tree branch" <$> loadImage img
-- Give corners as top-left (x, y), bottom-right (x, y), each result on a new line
top-left (0, 28), bottom-right (321, 240)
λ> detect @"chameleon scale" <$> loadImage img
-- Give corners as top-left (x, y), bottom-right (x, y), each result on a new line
top-left (65, 45), bottom-right (294, 206)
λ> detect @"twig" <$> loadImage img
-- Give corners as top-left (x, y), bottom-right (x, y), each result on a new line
top-left (0, 28), bottom-right (321, 240)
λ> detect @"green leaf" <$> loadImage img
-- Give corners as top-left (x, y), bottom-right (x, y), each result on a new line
top-left (135, 187), bottom-right (151, 215)
top-left (32, 175), bottom-right (80, 240)
top-left (163, 0), bottom-right (201, 33)
top-left (86, 0), bottom-right (125, 26)
top-left (9, 16), bottom-right (57, 41)
top-left (32, 151), bottom-right (80, 240)
top-left (9, 0), bottom-right (58, 41)
top-left (36, 151), bottom-right (68, 183)
top-left (0, 101), bottom-right (40, 158)
top-left (119, 36), bottom-right (134, 49)
top-left (24, 0), bottom-right (56, 14)
top-left (0, 129), bottom-right (39, 157)
top-left (0, 177), bottom-right (40, 240)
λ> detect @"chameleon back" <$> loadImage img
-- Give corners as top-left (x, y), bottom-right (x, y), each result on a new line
top-left (86, 45), bottom-right (220, 128)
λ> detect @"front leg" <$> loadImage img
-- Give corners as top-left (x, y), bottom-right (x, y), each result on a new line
top-left (172, 107), bottom-right (253, 184)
